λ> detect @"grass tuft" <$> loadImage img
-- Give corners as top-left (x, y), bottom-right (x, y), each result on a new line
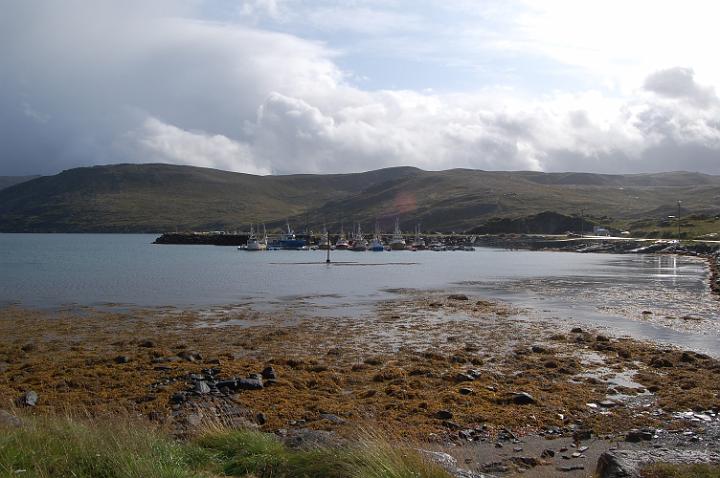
top-left (0, 416), bottom-right (453, 478)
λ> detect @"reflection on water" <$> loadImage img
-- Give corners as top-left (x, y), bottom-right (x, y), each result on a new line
top-left (0, 234), bottom-right (717, 353)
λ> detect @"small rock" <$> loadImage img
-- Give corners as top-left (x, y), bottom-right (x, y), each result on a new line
top-left (114, 355), bottom-right (130, 364)
top-left (625, 429), bottom-right (654, 442)
top-left (319, 413), bottom-right (345, 424)
top-left (177, 351), bottom-right (203, 363)
top-left (459, 387), bottom-right (474, 395)
top-left (571, 327), bottom-right (583, 333)
top-left (435, 409), bottom-right (454, 420)
top-left (455, 373), bottom-right (475, 382)
top-left (541, 449), bottom-right (555, 459)
top-left (19, 391), bottom-right (38, 407)
top-left (596, 335), bottom-right (610, 342)
top-left (558, 465), bottom-right (585, 472)
top-left (261, 366), bottom-right (277, 380)
top-left (511, 456), bottom-right (540, 468)
top-left (138, 340), bottom-right (155, 348)
top-left (170, 392), bottom-right (186, 404)
top-left (256, 412), bottom-right (267, 425)
top-left (513, 446), bottom-right (523, 452)
top-left (531, 345), bottom-right (547, 353)
top-left (448, 294), bottom-right (469, 301)
top-left (194, 381), bottom-right (211, 395)
top-left (236, 378), bottom-right (264, 390)
top-left (511, 392), bottom-right (536, 405)
top-left (599, 400), bottom-right (619, 408)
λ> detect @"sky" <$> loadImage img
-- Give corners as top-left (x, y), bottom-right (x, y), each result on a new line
top-left (2, 0), bottom-right (720, 176)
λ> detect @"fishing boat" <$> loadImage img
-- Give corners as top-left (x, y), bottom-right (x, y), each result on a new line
top-left (335, 224), bottom-right (350, 250)
top-left (389, 218), bottom-right (406, 250)
top-left (370, 223), bottom-right (384, 251)
top-left (351, 225), bottom-right (368, 251)
top-left (429, 239), bottom-right (446, 251)
top-left (318, 225), bottom-right (333, 250)
top-left (411, 224), bottom-right (425, 250)
top-left (240, 224), bottom-right (267, 251)
top-left (269, 222), bottom-right (307, 250)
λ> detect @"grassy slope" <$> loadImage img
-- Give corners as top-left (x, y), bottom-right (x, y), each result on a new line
top-left (0, 415), bottom-right (452, 478)
top-left (0, 163), bottom-right (719, 232)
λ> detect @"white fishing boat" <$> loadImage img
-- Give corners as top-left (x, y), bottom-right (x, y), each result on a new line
top-left (242, 224), bottom-right (267, 251)
top-left (411, 224), bottom-right (425, 250)
top-left (389, 218), bottom-right (406, 250)
top-left (351, 224), bottom-right (368, 251)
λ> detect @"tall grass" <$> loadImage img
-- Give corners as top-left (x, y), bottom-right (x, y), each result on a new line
top-left (0, 414), bottom-right (214, 478)
top-left (0, 414), bottom-right (453, 478)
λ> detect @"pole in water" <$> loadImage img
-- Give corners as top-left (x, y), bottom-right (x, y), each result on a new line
top-left (326, 230), bottom-right (331, 263)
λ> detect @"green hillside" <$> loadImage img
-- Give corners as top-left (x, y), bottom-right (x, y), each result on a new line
top-left (0, 163), bottom-right (718, 233)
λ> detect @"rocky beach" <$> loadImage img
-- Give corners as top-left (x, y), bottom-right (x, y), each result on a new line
top-left (2, 290), bottom-right (719, 477)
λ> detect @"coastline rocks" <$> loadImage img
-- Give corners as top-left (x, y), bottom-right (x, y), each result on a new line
top-left (448, 294), bottom-right (469, 301)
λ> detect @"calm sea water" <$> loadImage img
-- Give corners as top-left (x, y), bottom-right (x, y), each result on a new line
top-left (1, 234), bottom-right (717, 352)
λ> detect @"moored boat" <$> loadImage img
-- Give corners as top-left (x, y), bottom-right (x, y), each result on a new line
top-left (389, 218), bottom-right (406, 250)
top-left (335, 224), bottom-right (350, 250)
top-left (241, 224), bottom-right (267, 251)
top-left (269, 222), bottom-right (307, 250)
top-left (370, 223), bottom-right (384, 251)
top-left (351, 224), bottom-right (368, 251)
top-left (411, 224), bottom-right (425, 250)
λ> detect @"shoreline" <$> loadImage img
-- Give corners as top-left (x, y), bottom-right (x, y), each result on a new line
top-left (2, 295), bottom-right (719, 475)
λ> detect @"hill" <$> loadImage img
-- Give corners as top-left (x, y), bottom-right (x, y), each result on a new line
top-left (0, 163), bottom-right (719, 232)
top-left (0, 175), bottom-right (39, 191)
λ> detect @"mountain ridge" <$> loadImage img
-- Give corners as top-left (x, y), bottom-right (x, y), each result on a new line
top-left (0, 163), bottom-right (718, 233)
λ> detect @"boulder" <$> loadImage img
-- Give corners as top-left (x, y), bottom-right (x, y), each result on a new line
top-left (435, 409), bottom-right (454, 420)
top-left (596, 449), bottom-right (720, 478)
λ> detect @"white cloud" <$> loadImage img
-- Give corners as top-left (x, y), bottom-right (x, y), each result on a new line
top-left (137, 117), bottom-right (271, 175)
top-left (2, 0), bottom-right (720, 176)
